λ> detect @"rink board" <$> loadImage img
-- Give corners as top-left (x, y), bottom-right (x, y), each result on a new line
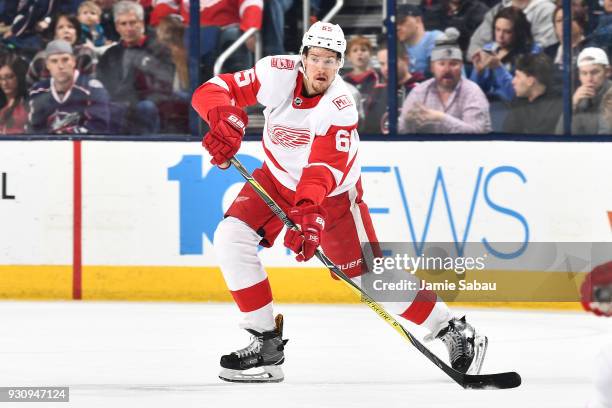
top-left (0, 140), bottom-right (611, 305)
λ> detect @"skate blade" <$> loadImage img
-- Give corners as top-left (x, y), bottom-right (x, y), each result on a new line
top-left (219, 365), bottom-right (284, 383)
top-left (467, 335), bottom-right (488, 375)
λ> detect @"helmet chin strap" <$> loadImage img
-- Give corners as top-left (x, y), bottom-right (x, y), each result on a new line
top-left (299, 54), bottom-right (309, 82)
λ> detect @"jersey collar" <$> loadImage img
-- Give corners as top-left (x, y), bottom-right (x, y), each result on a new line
top-left (292, 71), bottom-right (324, 109)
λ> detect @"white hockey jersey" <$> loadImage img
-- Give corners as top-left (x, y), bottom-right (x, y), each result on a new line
top-left (195, 55), bottom-right (361, 202)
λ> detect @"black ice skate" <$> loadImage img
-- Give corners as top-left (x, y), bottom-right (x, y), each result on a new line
top-left (219, 314), bottom-right (288, 383)
top-left (434, 316), bottom-right (488, 375)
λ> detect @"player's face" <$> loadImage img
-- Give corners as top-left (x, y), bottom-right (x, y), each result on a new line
top-left (494, 18), bottom-right (514, 49)
top-left (347, 45), bottom-right (370, 71)
top-left (55, 16), bottom-right (77, 45)
top-left (431, 59), bottom-right (462, 91)
top-left (46, 53), bottom-right (76, 85)
top-left (78, 8), bottom-right (100, 27)
top-left (511, 69), bottom-right (531, 98)
top-left (115, 11), bottom-right (145, 45)
top-left (302, 47), bottom-right (340, 95)
top-left (0, 65), bottom-right (18, 99)
top-left (578, 64), bottom-right (608, 90)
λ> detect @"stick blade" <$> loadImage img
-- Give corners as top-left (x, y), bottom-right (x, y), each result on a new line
top-left (462, 371), bottom-right (522, 390)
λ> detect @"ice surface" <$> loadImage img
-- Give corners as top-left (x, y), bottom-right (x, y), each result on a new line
top-left (0, 301), bottom-right (609, 408)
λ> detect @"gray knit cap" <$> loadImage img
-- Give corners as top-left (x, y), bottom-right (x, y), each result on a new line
top-left (44, 39), bottom-right (73, 58)
top-left (430, 28), bottom-right (462, 62)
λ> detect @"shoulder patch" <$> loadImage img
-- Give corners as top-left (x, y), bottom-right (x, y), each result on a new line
top-left (270, 57), bottom-right (295, 70)
top-left (88, 79), bottom-right (104, 88)
top-left (332, 95), bottom-right (353, 110)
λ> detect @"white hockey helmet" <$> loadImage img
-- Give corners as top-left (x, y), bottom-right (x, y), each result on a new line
top-left (300, 22), bottom-right (347, 67)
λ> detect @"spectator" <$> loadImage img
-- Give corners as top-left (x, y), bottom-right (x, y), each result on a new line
top-left (571, 47), bottom-right (612, 134)
top-left (150, 0), bottom-right (263, 81)
top-left (343, 36), bottom-right (381, 102)
top-left (361, 42), bottom-right (425, 134)
top-left (396, 4), bottom-right (443, 76)
top-left (467, 0), bottom-right (557, 61)
top-left (28, 39), bottom-right (110, 134)
top-left (95, 0), bottom-right (120, 42)
top-left (470, 7), bottom-right (541, 103)
top-left (502, 53), bottom-right (562, 133)
top-left (78, 1), bottom-right (107, 47)
top-left (585, 0), bottom-right (612, 56)
top-left (0, 2), bottom-right (18, 27)
top-left (598, 87), bottom-right (612, 134)
top-left (422, 0), bottom-right (490, 57)
top-left (155, 14), bottom-right (189, 133)
top-left (2, 0), bottom-right (60, 59)
top-left (564, 0), bottom-right (589, 18)
top-left (262, 0), bottom-right (293, 56)
top-left (97, 1), bottom-right (174, 134)
top-left (399, 28), bottom-right (491, 133)
top-left (57, 1), bottom-right (86, 14)
top-left (156, 15), bottom-right (187, 95)
top-left (0, 53), bottom-right (28, 135)
top-left (546, 5), bottom-right (586, 70)
top-left (26, 13), bottom-right (96, 88)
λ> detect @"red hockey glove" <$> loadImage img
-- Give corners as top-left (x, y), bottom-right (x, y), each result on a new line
top-left (581, 261), bottom-right (612, 317)
top-left (202, 105), bottom-right (248, 169)
top-left (283, 201), bottom-right (327, 262)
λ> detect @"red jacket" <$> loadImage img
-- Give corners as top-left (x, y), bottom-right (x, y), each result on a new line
top-left (151, 0), bottom-right (263, 31)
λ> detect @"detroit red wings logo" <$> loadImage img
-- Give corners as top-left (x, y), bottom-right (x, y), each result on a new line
top-left (268, 124), bottom-right (311, 149)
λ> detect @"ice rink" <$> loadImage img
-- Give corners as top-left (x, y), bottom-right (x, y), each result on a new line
top-left (1, 301), bottom-right (610, 407)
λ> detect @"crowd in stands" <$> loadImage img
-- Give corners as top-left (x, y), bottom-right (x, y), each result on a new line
top-left (0, 0), bottom-right (276, 135)
top-left (341, 0), bottom-right (612, 135)
top-left (0, 0), bottom-right (610, 136)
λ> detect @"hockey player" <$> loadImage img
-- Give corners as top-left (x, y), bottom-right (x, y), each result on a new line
top-left (192, 22), bottom-right (487, 383)
top-left (581, 261), bottom-right (612, 408)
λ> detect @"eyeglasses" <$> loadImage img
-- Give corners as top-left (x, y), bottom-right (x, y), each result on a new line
top-left (306, 54), bottom-right (339, 68)
top-left (0, 74), bottom-right (16, 82)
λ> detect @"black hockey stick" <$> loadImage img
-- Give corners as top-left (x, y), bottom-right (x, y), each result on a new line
top-left (228, 157), bottom-right (521, 390)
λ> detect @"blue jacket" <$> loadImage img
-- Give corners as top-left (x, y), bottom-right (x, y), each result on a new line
top-left (28, 72), bottom-right (110, 134)
top-left (10, 0), bottom-right (57, 37)
top-left (469, 42), bottom-right (542, 102)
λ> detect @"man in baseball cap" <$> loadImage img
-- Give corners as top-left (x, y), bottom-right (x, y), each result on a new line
top-left (399, 28), bottom-right (491, 134)
top-left (572, 47), bottom-right (611, 134)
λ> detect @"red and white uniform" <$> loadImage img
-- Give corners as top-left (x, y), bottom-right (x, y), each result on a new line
top-left (151, 0), bottom-right (263, 31)
top-left (193, 55), bottom-right (451, 333)
top-left (195, 55), bottom-right (360, 204)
